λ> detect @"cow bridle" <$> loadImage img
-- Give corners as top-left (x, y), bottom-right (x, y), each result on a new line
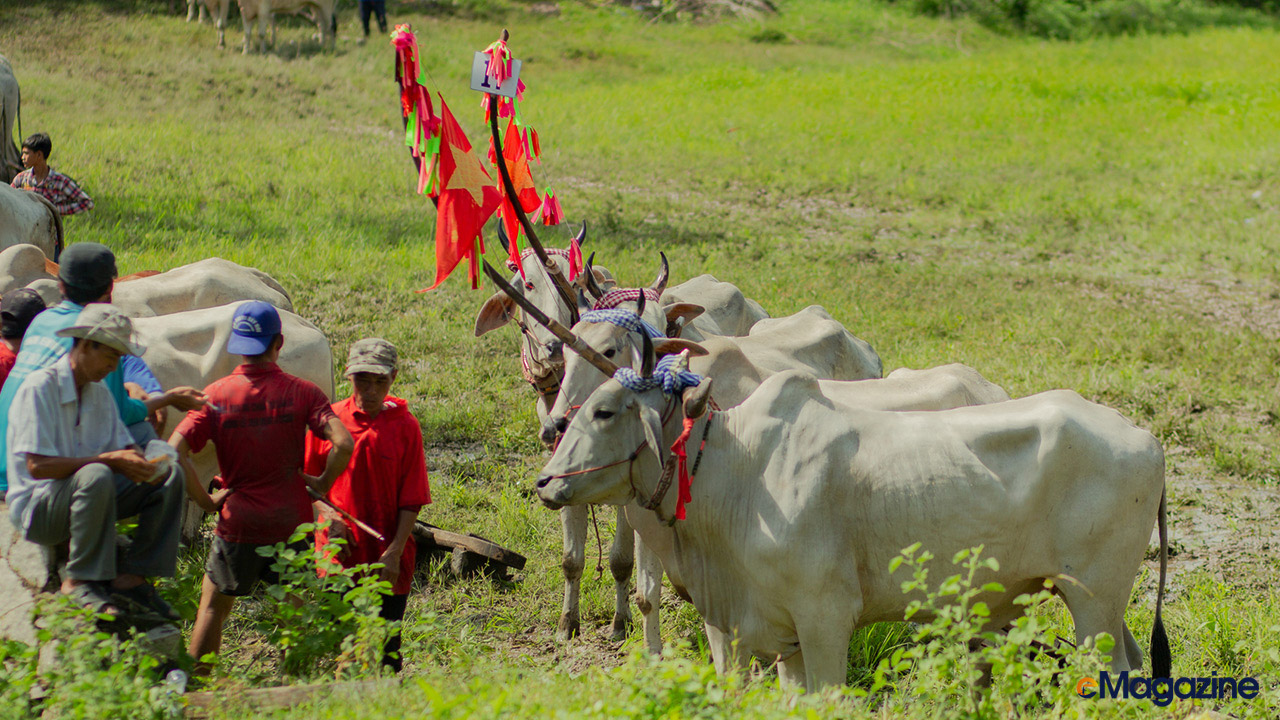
top-left (516, 316), bottom-right (562, 397)
top-left (542, 397), bottom-right (714, 526)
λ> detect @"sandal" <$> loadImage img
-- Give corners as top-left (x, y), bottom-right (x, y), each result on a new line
top-left (64, 582), bottom-right (122, 619)
top-left (112, 582), bottom-right (182, 622)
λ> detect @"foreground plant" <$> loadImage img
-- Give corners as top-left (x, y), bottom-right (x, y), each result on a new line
top-left (0, 597), bottom-right (184, 719)
top-left (254, 522), bottom-right (396, 679)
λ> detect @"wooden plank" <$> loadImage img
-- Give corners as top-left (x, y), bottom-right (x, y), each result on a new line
top-left (185, 679), bottom-right (395, 718)
top-left (412, 521), bottom-right (527, 570)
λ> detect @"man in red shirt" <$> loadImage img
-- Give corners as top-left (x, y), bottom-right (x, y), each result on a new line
top-left (170, 301), bottom-right (354, 668)
top-left (0, 288), bottom-right (46, 388)
top-left (305, 338), bottom-right (429, 673)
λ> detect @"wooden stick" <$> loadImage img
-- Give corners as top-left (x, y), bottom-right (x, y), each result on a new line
top-left (482, 260), bottom-right (619, 377)
top-left (486, 29), bottom-right (580, 324)
top-left (307, 486), bottom-right (386, 543)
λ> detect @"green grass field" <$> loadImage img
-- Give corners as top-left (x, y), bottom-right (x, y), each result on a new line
top-left (2, 0), bottom-right (1280, 716)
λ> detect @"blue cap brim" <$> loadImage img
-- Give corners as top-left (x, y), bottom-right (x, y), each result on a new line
top-left (227, 333), bottom-right (271, 355)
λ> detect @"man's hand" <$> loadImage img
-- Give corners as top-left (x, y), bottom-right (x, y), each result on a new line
top-left (210, 487), bottom-right (233, 510)
top-left (377, 545), bottom-right (403, 587)
top-left (164, 387), bottom-right (208, 412)
top-left (321, 512), bottom-right (353, 560)
top-left (100, 449), bottom-right (155, 484)
top-left (301, 473), bottom-right (326, 496)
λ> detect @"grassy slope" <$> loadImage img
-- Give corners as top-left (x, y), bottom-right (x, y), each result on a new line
top-left (2, 0), bottom-right (1280, 716)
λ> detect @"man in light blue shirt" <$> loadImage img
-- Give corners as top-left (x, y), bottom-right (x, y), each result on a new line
top-left (0, 243), bottom-right (205, 496)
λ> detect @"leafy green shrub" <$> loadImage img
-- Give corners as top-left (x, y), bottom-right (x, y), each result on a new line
top-left (863, 543), bottom-right (1111, 718)
top-left (253, 522), bottom-right (396, 679)
top-left (0, 599), bottom-right (184, 719)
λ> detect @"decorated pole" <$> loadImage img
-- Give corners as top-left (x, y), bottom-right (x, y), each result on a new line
top-left (483, 29), bottom-right (580, 324)
top-left (482, 259), bottom-right (619, 377)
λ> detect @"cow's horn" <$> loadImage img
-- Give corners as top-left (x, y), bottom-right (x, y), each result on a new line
top-left (640, 332), bottom-right (656, 378)
top-left (651, 252), bottom-right (669, 295)
top-left (584, 252), bottom-right (605, 301)
top-left (481, 260), bottom-right (618, 377)
top-left (573, 220), bottom-right (587, 247)
top-left (635, 287), bottom-right (647, 319)
top-left (497, 223), bottom-right (511, 253)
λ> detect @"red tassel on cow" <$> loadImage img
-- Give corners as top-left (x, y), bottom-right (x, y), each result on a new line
top-left (567, 228), bottom-right (582, 281)
top-left (670, 416), bottom-right (696, 521)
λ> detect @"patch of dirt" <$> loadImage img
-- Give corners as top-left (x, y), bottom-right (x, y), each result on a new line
top-left (1134, 446), bottom-right (1280, 603)
top-left (1131, 273), bottom-right (1280, 341)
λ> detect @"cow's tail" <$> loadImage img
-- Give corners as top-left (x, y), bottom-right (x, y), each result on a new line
top-left (1149, 484), bottom-right (1171, 678)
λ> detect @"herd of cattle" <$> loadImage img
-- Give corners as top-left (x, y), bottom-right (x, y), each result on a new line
top-left (0, 215), bottom-right (1169, 690)
top-left (185, 0), bottom-right (338, 54)
top-left (477, 235), bottom-right (1169, 691)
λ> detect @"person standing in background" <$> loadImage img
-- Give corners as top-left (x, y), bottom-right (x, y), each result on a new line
top-left (10, 133), bottom-right (94, 216)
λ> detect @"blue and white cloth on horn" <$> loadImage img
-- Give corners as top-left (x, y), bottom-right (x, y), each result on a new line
top-left (580, 309), bottom-right (664, 339)
top-left (614, 355), bottom-right (703, 395)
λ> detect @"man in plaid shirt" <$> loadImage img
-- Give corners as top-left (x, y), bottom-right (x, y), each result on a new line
top-left (10, 133), bottom-right (94, 216)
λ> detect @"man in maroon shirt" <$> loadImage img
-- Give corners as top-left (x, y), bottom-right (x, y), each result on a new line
top-left (170, 301), bottom-right (354, 667)
top-left (305, 338), bottom-right (429, 672)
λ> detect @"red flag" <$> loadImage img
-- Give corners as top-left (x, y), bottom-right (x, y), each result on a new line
top-left (495, 115), bottom-right (543, 276)
top-left (421, 99), bottom-right (502, 291)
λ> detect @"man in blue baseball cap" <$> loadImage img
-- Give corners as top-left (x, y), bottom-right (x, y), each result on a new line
top-left (171, 300), bottom-right (354, 671)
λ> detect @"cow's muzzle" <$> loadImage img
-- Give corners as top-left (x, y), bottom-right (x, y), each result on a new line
top-left (536, 476), bottom-right (567, 509)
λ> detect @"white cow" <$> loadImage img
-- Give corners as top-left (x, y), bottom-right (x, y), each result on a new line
top-left (0, 244), bottom-right (57, 296)
top-left (134, 301), bottom-right (334, 536)
top-left (110, 257), bottom-right (293, 317)
top-left (0, 186), bottom-right (60, 260)
top-left (0, 55), bottom-right (20, 184)
top-left (0, 247), bottom-right (293, 318)
top-left (550, 296), bottom-right (996, 656)
top-left (189, 0), bottom-right (236, 48)
top-left (537, 369), bottom-right (1168, 690)
top-left (659, 274), bottom-right (768, 340)
top-left (238, 0), bottom-right (336, 54)
top-left (475, 251), bottom-right (770, 644)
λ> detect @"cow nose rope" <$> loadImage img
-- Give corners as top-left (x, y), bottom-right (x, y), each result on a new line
top-left (590, 505), bottom-right (603, 579)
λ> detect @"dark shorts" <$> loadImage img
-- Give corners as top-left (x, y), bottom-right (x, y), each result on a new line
top-left (205, 536), bottom-right (306, 597)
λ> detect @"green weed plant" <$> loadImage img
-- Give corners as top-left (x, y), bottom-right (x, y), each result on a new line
top-left (0, 598), bottom-right (184, 720)
top-left (252, 522), bottom-right (398, 679)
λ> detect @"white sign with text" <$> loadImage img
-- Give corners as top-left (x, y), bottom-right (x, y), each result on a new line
top-left (470, 52), bottom-right (523, 98)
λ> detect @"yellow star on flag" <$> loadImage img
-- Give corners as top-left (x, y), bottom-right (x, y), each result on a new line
top-left (443, 137), bottom-right (494, 206)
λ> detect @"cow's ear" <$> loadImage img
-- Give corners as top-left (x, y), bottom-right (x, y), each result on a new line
top-left (475, 292), bottom-right (517, 337)
top-left (682, 378), bottom-right (714, 420)
top-left (639, 401), bottom-right (666, 469)
top-left (664, 303), bottom-right (704, 337)
top-left (653, 338), bottom-right (707, 358)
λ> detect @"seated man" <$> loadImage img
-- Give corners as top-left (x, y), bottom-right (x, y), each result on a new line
top-left (5, 305), bottom-right (185, 619)
top-left (0, 242), bottom-right (207, 497)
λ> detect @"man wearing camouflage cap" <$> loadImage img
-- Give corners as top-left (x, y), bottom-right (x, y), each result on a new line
top-left (6, 305), bottom-right (186, 620)
top-left (304, 338), bottom-right (430, 673)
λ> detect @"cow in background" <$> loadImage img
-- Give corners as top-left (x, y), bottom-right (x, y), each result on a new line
top-left (188, 0), bottom-right (237, 49)
top-left (0, 56), bottom-right (19, 184)
top-left (238, 0), bottom-right (337, 54)
top-left (0, 188), bottom-right (61, 261)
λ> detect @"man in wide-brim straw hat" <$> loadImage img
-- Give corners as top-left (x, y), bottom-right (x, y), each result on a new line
top-left (5, 304), bottom-right (187, 620)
